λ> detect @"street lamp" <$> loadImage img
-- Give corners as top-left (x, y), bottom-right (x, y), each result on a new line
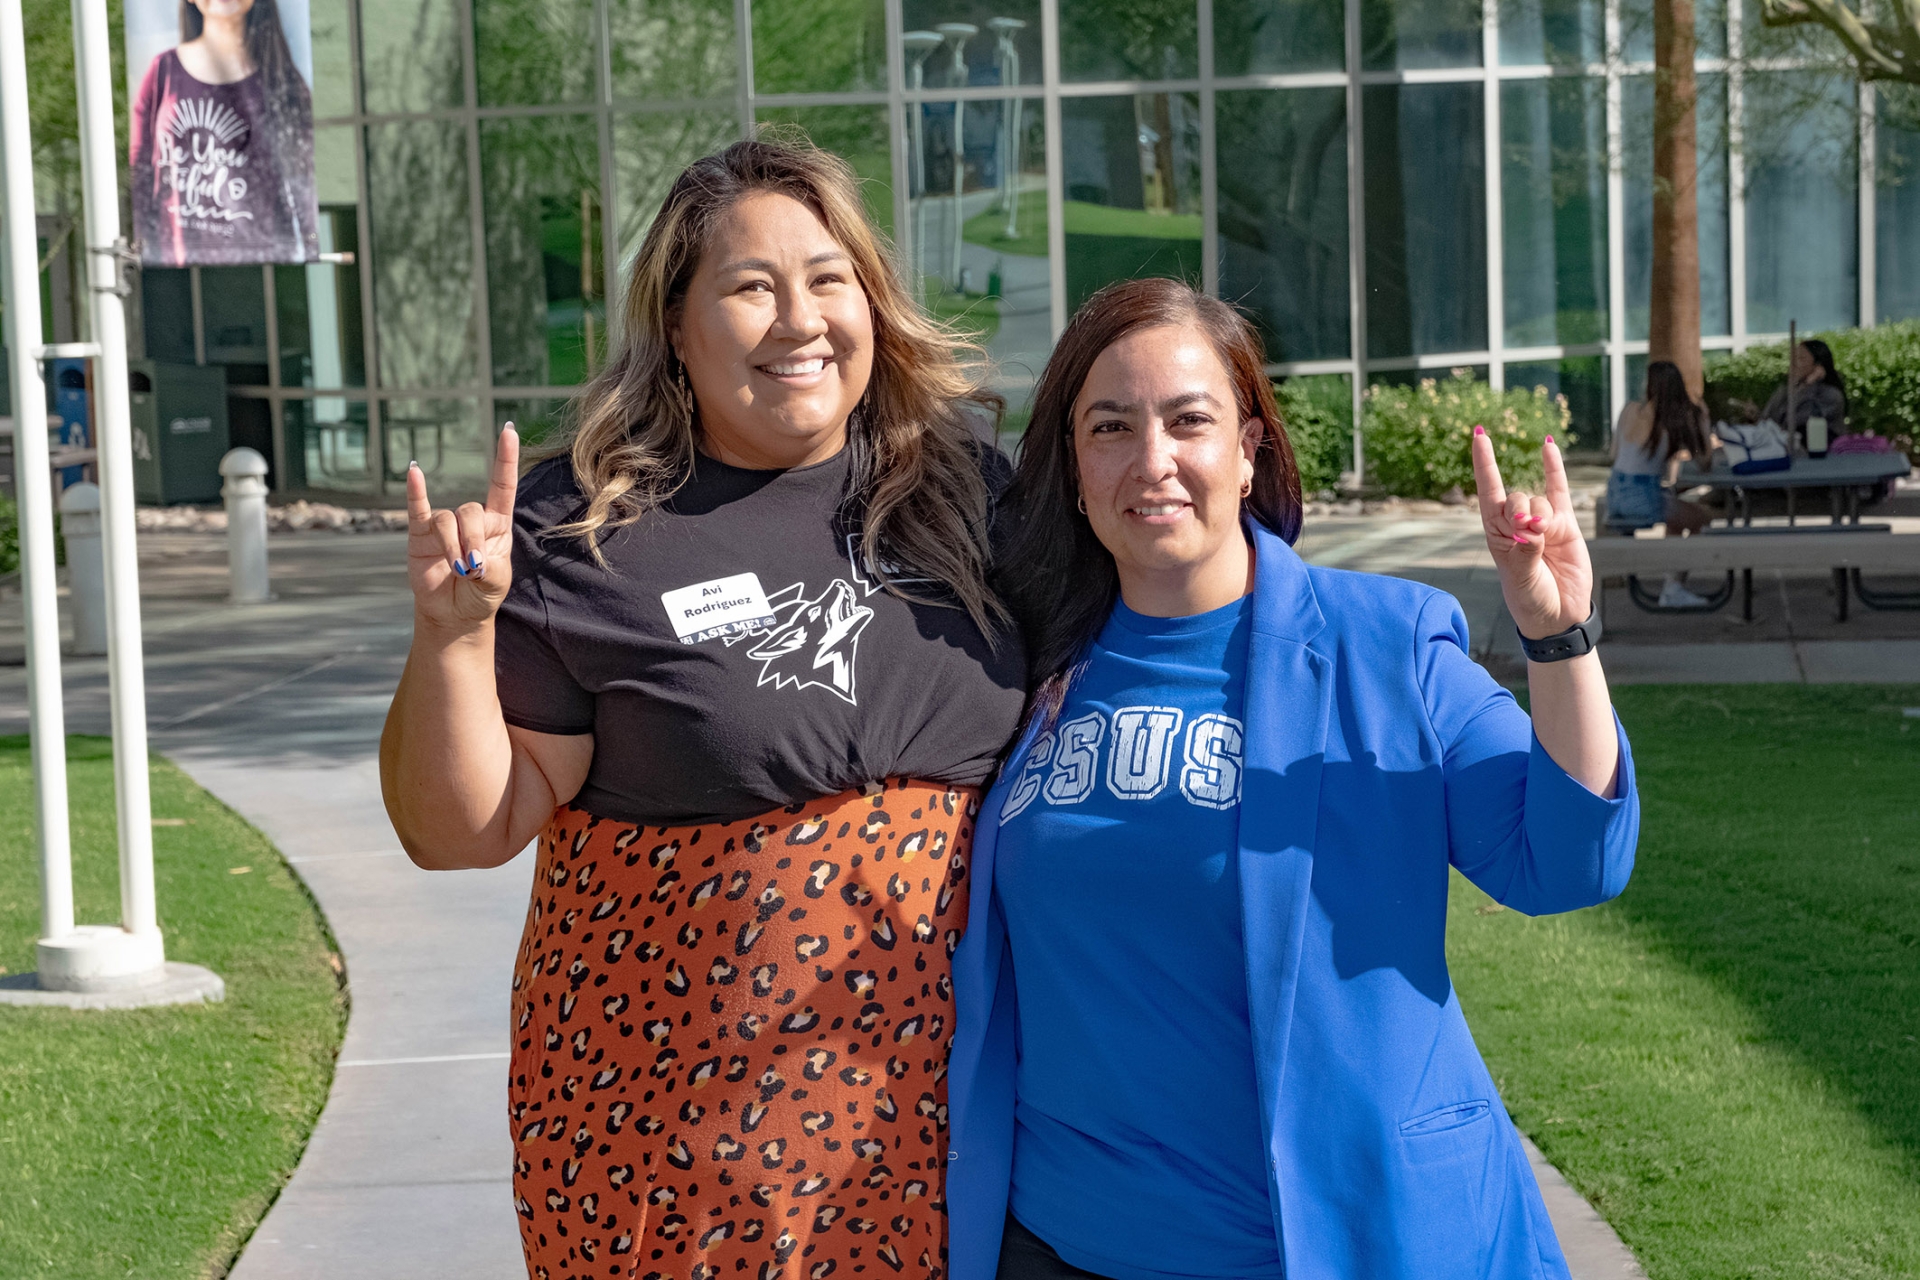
top-left (989, 17), bottom-right (1025, 239)
top-left (903, 30), bottom-right (942, 294)
top-left (935, 22), bottom-right (976, 289)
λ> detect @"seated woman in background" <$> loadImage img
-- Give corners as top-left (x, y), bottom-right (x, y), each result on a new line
top-left (1606, 359), bottom-right (1717, 606)
top-left (1749, 338), bottom-right (1848, 433)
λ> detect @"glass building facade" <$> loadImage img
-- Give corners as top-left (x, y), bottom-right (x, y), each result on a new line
top-left (131, 0), bottom-right (1920, 497)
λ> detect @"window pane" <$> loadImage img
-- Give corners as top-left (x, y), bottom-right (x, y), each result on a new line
top-left (1624, 74), bottom-right (1730, 340)
top-left (1501, 77), bottom-right (1608, 347)
top-left (1217, 88), bottom-right (1350, 363)
top-left (1619, 0), bottom-right (1726, 62)
top-left (202, 265), bottom-right (270, 382)
top-left (1503, 356), bottom-right (1606, 444)
top-left (141, 269), bottom-right (195, 363)
top-left (1498, 0), bottom-right (1601, 66)
top-left (905, 98), bottom-right (1052, 387)
top-left (1363, 84), bottom-right (1486, 358)
top-left (477, 0), bottom-right (596, 106)
top-left (612, 112), bottom-right (741, 264)
top-left (1362, 0), bottom-right (1482, 71)
top-left (1062, 94), bottom-right (1202, 312)
top-left (752, 0), bottom-right (885, 94)
top-left (482, 115), bottom-right (604, 389)
top-left (276, 208), bottom-right (366, 390)
top-left (1744, 72), bottom-right (1858, 335)
top-left (1876, 86), bottom-right (1920, 324)
top-left (311, 0), bottom-right (355, 118)
top-left (361, 0), bottom-right (464, 114)
top-left (315, 125), bottom-right (358, 207)
top-left (1060, 0), bottom-right (1198, 82)
top-left (1736, 0), bottom-right (1827, 61)
top-left (903, 1), bottom-right (1042, 87)
top-left (384, 398), bottom-right (485, 498)
top-left (756, 106), bottom-right (894, 240)
top-left (1214, 0), bottom-right (1344, 75)
top-left (611, 0), bottom-right (737, 101)
top-left (285, 397), bottom-right (376, 495)
top-left (367, 121), bottom-right (476, 388)
top-left (495, 396), bottom-right (576, 452)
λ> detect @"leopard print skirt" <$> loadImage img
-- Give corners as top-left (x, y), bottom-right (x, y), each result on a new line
top-left (509, 779), bottom-right (978, 1280)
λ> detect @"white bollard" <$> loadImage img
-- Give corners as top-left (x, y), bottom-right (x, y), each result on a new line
top-left (219, 447), bottom-right (270, 604)
top-left (58, 481), bottom-right (108, 655)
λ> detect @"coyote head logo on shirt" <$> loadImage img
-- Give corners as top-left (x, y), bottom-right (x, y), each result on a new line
top-left (743, 580), bottom-right (873, 704)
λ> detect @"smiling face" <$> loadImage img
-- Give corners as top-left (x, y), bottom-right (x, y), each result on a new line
top-left (1791, 343), bottom-right (1824, 385)
top-left (1072, 324), bottom-right (1261, 617)
top-left (672, 191), bottom-right (874, 470)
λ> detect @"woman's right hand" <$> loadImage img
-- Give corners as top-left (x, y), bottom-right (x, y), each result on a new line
top-left (406, 425), bottom-right (519, 632)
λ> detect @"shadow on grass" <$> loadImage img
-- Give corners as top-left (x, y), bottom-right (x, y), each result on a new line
top-left (1604, 685), bottom-right (1920, 1181)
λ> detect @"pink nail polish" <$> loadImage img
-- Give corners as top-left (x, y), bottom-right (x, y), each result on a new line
top-left (1474, 425), bottom-right (1486, 436)
top-left (1511, 534), bottom-right (1528, 545)
top-left (1545, 434), bottom-right (1554, 444)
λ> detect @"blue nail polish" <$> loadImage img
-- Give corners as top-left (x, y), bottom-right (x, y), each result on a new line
top-left (469, 551), bottom-right (483, 572)
top-left (453, 560), bottom-right (468, 577)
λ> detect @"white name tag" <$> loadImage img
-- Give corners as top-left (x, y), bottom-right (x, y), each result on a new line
top-left (661, 572), bottom-right (777, 644)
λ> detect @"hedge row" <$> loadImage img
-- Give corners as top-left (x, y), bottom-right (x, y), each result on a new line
top-left (1703, 320), bottom-right (1920, 458)
top-left (1277, 369), bottom-right (1569, 501)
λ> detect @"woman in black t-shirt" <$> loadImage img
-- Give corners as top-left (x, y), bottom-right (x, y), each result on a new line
top-left (380, 137), bottom-right (1025, 1280)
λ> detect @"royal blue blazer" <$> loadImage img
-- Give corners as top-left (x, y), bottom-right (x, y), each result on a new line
top-left (948, 523), bottom-right (1639, 1280)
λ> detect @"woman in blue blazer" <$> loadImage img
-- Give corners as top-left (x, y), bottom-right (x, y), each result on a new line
top-left (952, 279), bottom-right (1639, 1280)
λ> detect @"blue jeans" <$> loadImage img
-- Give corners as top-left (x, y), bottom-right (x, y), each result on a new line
top-left (1605, 472), bottom-right (1666, 530)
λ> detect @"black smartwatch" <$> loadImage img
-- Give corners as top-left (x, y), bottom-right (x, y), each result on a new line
top-left (1516, 606), bottom-right (1602, 663)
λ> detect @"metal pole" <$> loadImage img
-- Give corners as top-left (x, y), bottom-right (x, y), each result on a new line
top-left (937, 24), bottom-right (976, 288)
top-left (0, 0), bottom-right (75, 946)
top-left (904, 32), bottom-right (941, 294)
top-left (71, 0), bottom-right (160, 944)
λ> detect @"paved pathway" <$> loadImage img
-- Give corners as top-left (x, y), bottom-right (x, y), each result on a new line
top-left (25, 507), bottom-right (1904, 1276)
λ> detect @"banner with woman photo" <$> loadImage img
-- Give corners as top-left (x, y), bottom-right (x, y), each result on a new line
top-left (125, 0), bottom-right (320, 265)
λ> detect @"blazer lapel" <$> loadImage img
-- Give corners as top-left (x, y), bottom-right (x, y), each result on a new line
top-left (1238, 526), bottom-right (1333, 1133)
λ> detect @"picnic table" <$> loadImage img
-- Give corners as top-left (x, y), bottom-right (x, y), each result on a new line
top-left (1595, 448), bottom-right (1918, 620)
top-left (1674, 450), bottom-right (1912, 525)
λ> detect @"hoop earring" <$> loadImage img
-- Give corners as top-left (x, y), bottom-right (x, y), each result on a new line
top-left (1240, 479), bottom-right (1252, 498)
top-left (1076, 493), bottom-right (1086, 515)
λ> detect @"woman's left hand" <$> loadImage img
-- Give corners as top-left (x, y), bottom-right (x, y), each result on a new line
top-left (1473, 430), bottom-right (1592, 639)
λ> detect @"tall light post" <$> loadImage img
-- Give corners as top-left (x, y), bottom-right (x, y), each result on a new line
top-left (989, 17), bottom-right (1026, 239)
top-left (935, 23), bottom-right (976, 289)
top-left (904, 30), bottom-right (943, 295)
top-left (0, 0), bottom-right (74, 963)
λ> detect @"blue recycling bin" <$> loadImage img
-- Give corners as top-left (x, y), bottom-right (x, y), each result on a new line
top-left (49, 356), bottom-right (89, 490)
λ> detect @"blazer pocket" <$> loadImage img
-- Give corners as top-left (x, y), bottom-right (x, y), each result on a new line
top-left (1400, 1099), bottom-right (1492, 1137)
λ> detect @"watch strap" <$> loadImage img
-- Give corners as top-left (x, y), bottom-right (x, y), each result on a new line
top-left (1516, 606), bottom-right (1602, 663)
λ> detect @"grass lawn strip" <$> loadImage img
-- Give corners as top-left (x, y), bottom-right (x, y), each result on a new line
top-left (0, 736), bottom-right (346, 1279)
top-left (1450, 684), bottom-right (1920, 1279)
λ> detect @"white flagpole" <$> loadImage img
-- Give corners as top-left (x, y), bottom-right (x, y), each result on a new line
top-left (0, 0), bottom-right (75, 947)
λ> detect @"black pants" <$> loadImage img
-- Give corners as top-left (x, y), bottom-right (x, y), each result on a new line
top-left (996, 1214), bottom-right (1118, 1280)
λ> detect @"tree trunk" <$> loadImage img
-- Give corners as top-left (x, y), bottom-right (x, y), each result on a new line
top-left (1649, 0), bottom-right (1704, 400)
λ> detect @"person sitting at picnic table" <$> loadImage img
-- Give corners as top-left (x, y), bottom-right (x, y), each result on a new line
top-left (1736, 338), bottom-right (1848, 432)
top-left (1606, 359), bottom-right (1717, 607)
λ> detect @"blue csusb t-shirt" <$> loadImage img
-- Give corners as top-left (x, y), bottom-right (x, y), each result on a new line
top-left (993, 593), bottom-right (1282, 1280)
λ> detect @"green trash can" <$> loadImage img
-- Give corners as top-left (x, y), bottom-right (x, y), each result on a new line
top-left (129, 360), bottom-right (230, 505)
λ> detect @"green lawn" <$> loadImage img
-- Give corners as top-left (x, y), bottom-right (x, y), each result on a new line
top-left (1451, 685), bottom-right (1920, 1278)
top-left (0, 737), bottom-right (346, 1279)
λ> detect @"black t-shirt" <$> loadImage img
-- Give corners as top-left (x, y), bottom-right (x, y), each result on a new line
top-left (494, 447), bottom-right (1028, 826)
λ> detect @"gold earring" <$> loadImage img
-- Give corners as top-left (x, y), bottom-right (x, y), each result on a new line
top-left (674, 361), bottom-right (696, 421)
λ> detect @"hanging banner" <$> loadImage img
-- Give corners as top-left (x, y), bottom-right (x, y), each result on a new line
top-left (126, 0), bottom-right (320, 265)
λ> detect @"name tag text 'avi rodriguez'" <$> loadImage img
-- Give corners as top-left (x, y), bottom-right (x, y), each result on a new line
top-left (661, 572), bottom-right (778, 644)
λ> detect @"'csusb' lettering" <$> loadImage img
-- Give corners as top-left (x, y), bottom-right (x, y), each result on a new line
top-left (1001, 708), bottom-right (1246, 821)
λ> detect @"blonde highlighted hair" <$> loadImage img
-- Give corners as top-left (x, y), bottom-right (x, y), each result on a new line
top-left (553, 132), bottom-right (1006, 632)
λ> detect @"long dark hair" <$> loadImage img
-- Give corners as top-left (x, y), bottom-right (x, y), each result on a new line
top-left (555, 135), bottom-right (1007, 634)
top-left (1801, 339), bottom-right (1848, 415)
top-left (180, 0), bottom-right (313, 234)
top-left (1643, 360), bottom-right (1711, 460)
top-left (996, 277), bottom-right (1303, 725)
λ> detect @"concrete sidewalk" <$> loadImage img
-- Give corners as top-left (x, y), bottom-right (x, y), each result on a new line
top-left (0, 518), bottom-right (1741, 1279)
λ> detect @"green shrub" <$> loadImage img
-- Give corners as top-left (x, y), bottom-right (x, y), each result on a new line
top-left (1363, 369), bottom-right (1569, 500)
top-left (1275, 375), bottom-right (1354, 498)
top-left (1703, 320), bottom-right (1920, 457)
top-left (0, 495), bottom-right (17, 577)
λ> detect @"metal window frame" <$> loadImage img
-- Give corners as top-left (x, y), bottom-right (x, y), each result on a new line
top-left (189, 0), bottom-right (1885, 497)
